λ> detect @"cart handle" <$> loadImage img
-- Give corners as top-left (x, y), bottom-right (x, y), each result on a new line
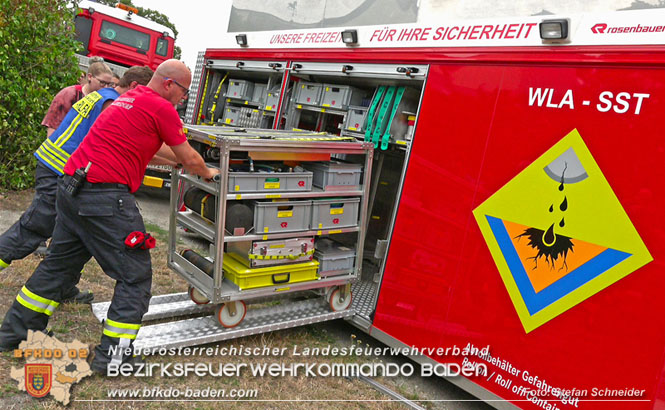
top-left (272, 273), bottom-right (291, 284)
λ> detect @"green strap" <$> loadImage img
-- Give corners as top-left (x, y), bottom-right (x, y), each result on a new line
top-left (381, 86), bottom-right (406, 150)
top-left (364, 86), bottom-right (386, 142)
top-left (372, 86), bottom-right (396, 148)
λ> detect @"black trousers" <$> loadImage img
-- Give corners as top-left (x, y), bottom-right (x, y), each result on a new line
top-left (0, 162), bottom-right (80, 297)
top-left (0, 179), bottom-right (152, 366)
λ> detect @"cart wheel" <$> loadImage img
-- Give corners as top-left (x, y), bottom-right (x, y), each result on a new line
top-left (188, 286), bottom-right (209, 305)
top-left (329, 289), bottom-right (352, 312)
top-left (215, 301), bottom-right (247, 328)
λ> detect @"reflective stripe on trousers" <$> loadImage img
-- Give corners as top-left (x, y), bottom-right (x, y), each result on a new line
top-left (102, 318), bottom-right (140, 340)
top-left (16, 286), bottom-right (60, 316)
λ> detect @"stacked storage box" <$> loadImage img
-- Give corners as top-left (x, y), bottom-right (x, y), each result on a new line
top-left (294, 81), bottom-right (323, 106)
top-left (223, 253), bottom-right (319, 290)
top-left (304, 161), bottom-right (363, 190)
top-left (226, 79), bottom-right (254, 100)
top-left (314, 238), bottom-right (356, 277)
top-left (228, 169), bottom-right (313, 193)
top-left (321, 84), bottom-right (364, 109)
top-left (228, 237), bottom-right (315, 268)
top-left (344, 106), bottom-right (369, 133)
top-left (221, 107), bottom-right (241, 125)
top-left (264, 90), bottom-right (280, 111)
top-left (252, 83), bottom-right (268, 105)
top-left (252, 200), bottom-right (312, 234)
top-left (311, 198), bottom-right (360, 230)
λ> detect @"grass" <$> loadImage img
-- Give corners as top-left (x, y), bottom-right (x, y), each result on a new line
top-left (0, 189), bottom-right (426, 409)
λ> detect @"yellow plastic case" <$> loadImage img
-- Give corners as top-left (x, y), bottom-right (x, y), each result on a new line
top-left (223, 253), bottom-right (319, 290)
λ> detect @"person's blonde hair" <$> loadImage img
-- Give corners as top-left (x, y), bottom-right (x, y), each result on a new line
top-left (87, 61), bottom-right (112, 77)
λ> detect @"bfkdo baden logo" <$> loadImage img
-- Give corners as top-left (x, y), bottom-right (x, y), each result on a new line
top-left (25, 364), bottom-right (52, 398)
top-left (11, 330), bottom-right (93, 405)
top-left (473, 129), bottom-right (652, 332)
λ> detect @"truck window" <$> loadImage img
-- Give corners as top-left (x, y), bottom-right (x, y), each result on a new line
top-left (156, 37), bottom-right (168, 57)
top-left (74, 16), bottom-right (92, 54)
top-left (99, 20), bottom-right (150, 52)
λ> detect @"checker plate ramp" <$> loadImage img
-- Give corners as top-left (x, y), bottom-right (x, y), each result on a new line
top-left (134, 298), bottom-right (354, 350)
top-left (92, 292), bottom-right (215, 322)
top-left (91, 281), bottom-right (374, 350)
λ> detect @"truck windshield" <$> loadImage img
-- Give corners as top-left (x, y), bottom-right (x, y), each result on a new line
top-left (99, 20), bottom-right (150, 52)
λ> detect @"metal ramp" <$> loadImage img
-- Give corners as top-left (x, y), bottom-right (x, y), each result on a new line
top-left (90, 283), bottom-right (374, 349)
top-left (92, 292), bottom-right (215, 322)
top-left (135, 299), bottom-right (353, 350)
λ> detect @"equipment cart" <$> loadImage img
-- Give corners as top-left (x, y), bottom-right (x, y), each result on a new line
top-left (168, 126), bottom-right (373, 328)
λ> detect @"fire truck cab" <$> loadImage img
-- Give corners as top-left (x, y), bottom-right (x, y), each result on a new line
top-left (74, 0), bottom-right (174, 70)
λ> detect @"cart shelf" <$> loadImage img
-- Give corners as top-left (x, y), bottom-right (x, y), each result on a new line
top-left (169, 126), bottom-right (373, 308)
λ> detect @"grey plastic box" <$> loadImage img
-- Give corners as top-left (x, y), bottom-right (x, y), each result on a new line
top-left (311, 197), bottom-right (360, 230)
top-left (253, 200), bottom-right (312, 233)
top-left (304, 161), bottom-right (362, 190)
top-left (229, 237), bottom-right (314, 268)
top-left (321, 84), bottom-right (364, 110)
top-left (294, 81), bottom-right (323, 106)
top-left (226, 79), bottom-right (254, 100)
top-left (228, 171), bottom-right (313, 193)
top-left (221, 107), bottom-right (241, 125)
top-left (252, 83), bottom-right (267, 104)
top-left (314, 238), bottom-right (355, 277)
top-left (264, 91), bottom-right (280, 111)
top-left (344, 106), bottom-right (368, 132)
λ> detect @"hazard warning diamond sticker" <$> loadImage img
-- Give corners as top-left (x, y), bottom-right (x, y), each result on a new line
top-left (473, 129), bottom-right (652, 333)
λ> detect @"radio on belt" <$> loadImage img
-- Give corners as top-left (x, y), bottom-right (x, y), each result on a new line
top-left (65, 161), bottom-right (91, 197)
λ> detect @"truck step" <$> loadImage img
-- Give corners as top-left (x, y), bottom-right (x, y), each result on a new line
top-left (133, 298), bottom-right (354, 350)
top-left (92, 292), bottom-right (215, 322)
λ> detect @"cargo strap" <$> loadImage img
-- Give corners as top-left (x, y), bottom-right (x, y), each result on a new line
top-left (381, 86), bottom-right (406, 150)
top-left (196, 70), bottom-right (211, 124)
top-left (364, 85), bottom-right (386, 142)
top-left (103, 318), bottom-right (141, 340)
top-left (371, 86), bottom-right (396, 149)
top-left (208, 73), bottom-right (229, 125)
top-left (200, 193), bottom-right (213, 223)
top-left (247, 249), bottom-right (315, 260)
top-left (16, 286), bottom-right (59, 316)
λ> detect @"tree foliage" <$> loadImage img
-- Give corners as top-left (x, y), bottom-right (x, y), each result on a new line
top-left (0, 0), bottom-right (80, 190)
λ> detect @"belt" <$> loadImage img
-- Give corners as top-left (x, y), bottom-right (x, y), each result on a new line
top-left (62, 175), bottom-right (129, 191)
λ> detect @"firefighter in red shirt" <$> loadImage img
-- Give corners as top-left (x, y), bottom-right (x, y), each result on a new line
top-left (0, 60), bottom-right (219, 373)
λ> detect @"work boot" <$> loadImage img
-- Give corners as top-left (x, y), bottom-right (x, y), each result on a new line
top-left (62, 287), bottom-right (94, 304)
top-left (88, 344), bottom-right (145, 375)
top-left (33, 241), bottom-right (48, 257)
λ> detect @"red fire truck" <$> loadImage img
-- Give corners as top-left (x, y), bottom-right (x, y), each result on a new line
top-left (74, 0), bottom-right (174, 71)
top-left (102, 7), bottom-right (664, 410)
